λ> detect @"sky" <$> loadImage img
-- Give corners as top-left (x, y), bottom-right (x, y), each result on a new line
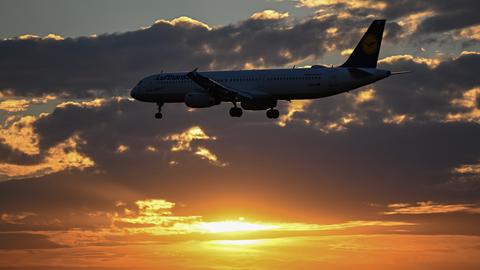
top-left (0, 0), bottom-right (480, 269)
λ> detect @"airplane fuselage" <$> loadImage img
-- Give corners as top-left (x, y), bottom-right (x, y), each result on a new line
top-left (131, 67), bottom-right (390, 104)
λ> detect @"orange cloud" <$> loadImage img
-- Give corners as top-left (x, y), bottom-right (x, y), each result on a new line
top-left (383, 113), bottom-right (414, 125)
top-left (0, 99), bottom-right (30, 112)
top-left (0, 134), bottom-right (94, 180)
top-left (453, 162), bottom-right (480, 175)
top-left (460, 26), bottom-right (480, 40)
top-left (379, 54), bottom-right (440, 68)
top-left (164, 126), bottom-right (216, 151)
top-left (113, 199), bottom-right (202, 235)
top-left (0, 212), bottom-right (36, 224)
top-left (446, 87), bottom-right (480, 123)
top-left (163, 126), bottom-right (227, 166)
top-left (297, 0), bottom-right (386, 10)
top-left (16, 33), bottom-right (65, 41)
top-left (396, 11), bottom-right (436, 36)
top-left (277, 100), bottom-right (312, 127)
top-left (315, 113), bottom-right (361, 133)
top-left (0, 115), bottom-right (42, 155)
top-left (56, 98), bottom-right (107, 109)
top-left (154, 16), bottom-right (212, 30)
top-left (195, 147), bottom-right (228, 167)
top-left (384, 201), bottom-right (480, 215)
top-left (251, 10), bottom-right (289, 20)
top-left (116, 144), bottom-right (129, 154)
top-left (145, 145), bottom-right (158, 152)
top-left (0, 95), bottom-right (57, 112)
top-left (354, 88), bottom-right (375, 104)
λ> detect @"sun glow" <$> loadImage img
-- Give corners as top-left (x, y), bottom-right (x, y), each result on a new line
top-left (210, 239), bottom-right (265, 246)
top-left (197, 220), bottom-right (280, 233)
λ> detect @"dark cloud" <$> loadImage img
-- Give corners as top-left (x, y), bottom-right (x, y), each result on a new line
top-left (3, 12), bottom-right (467, 98)
top-left (302, 0), bottom-right (480, 38)
top-left (0, 233), bottom-right (64, 250)
top-left (0, 16), bottom-right (340, 97)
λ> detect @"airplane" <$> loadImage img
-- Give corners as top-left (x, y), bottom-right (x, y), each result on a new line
top-left (130, 19), bottom-right (407, 119)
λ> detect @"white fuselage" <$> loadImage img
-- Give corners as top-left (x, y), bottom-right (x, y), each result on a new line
top-left (130, 67), bottom-right (390, 104)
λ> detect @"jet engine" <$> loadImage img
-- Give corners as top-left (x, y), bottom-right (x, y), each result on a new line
top-left (241, 100), bottom-right (277, 110)
top-left (184, 91), bottom-right (220, 108)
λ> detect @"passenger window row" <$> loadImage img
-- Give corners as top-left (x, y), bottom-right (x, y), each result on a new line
top-left (158, 76), bottom-right (322, 83)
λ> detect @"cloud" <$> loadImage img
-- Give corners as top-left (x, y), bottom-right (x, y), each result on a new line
top-left (382, 113), bottom-right (414, 125)
top-left (0, 99), bottom-right (31, 112)
top-left (0, 233), bottom-right (64, 250)
top-left (297, 0), bottom-right (387, 10)
top-left (194, 147), bottom-right (228, 167)
top-left (354, 88), bottom-right (375, 104)
top-left (145, 145), bottom-right (157, 152)
top-left (250, 10), bottom-right (289, 20)
top-left (454, 162), bottom-right (480, 175)
top-left (56, 98), bottom-right (107, 109)
top-left (153, 16), bottom-right (212, 31)
top-left (164, 126), bottom-right (216, 152)
top-left (277, 100), bottom-right (312, 127)
top-left (0, 95), bottom-right (57, 112)
top-left (384, 201), bottom-right (480, 215)
top-left (0, 115), bottom-right (42, 155)
top-left (115, 144), bottom-right (129, 154)
top-left (449, 161), bottom-right (480, 190)
top-left (378, 54), bottom-right (441, 68)
top-left (456, 25), bottom-right (480, 41)
top-left (13, 34), bottom-right (65, 41)
top-left (298, 0), bottom-right (480, 40)
top-left (446, 87), bottom-right (480, 123)
top-left (1, 212), bottom-right (36, 224)
top-left (164, 126), bottom-right (227, 167)
top-left (0, 134), bottom-right (94, 181)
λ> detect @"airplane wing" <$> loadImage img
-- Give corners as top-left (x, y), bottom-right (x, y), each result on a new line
top-left (186, 68), bottom-right (269, 100)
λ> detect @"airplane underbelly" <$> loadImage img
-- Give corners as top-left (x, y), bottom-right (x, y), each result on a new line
top-left (269, 81), bottom-right (339, 100)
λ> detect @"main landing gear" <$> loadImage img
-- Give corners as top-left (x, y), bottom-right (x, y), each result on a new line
top-left (229, 104), bottom-right (243, 117)
top-left (155, 102), bottom-right (163, 119)
top-left (266, 108), bottom-right (280, 119)
top-left (229, 102), bottom-right (280, 119)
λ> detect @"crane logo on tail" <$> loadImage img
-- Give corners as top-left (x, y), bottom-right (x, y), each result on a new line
top-left (362, 34), bottom-right (378, 55)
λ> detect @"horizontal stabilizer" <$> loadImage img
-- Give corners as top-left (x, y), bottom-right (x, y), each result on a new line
top-left (347, 67), bottom-right (374, 78)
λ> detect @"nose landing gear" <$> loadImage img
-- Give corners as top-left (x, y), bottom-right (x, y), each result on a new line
top-left (155, 102), bottom-right (163, 119)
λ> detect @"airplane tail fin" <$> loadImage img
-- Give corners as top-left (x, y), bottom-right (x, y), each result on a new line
top-left (340, 20), bottom-right (385, 68)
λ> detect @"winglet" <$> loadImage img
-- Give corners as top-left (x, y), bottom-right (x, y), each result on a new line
top-left (186, 68), bottom-right (199, 80)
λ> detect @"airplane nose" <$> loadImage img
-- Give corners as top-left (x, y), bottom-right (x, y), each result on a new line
top-left (130, 86), bottom-right (139, 99)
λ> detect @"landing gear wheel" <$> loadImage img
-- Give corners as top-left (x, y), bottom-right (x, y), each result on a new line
top-left (229, 107), bottom-right (243, 117)
top-left (155, 112), bottom-right (163, 119)
top-left (266, 109), bottom-right (280, 119)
